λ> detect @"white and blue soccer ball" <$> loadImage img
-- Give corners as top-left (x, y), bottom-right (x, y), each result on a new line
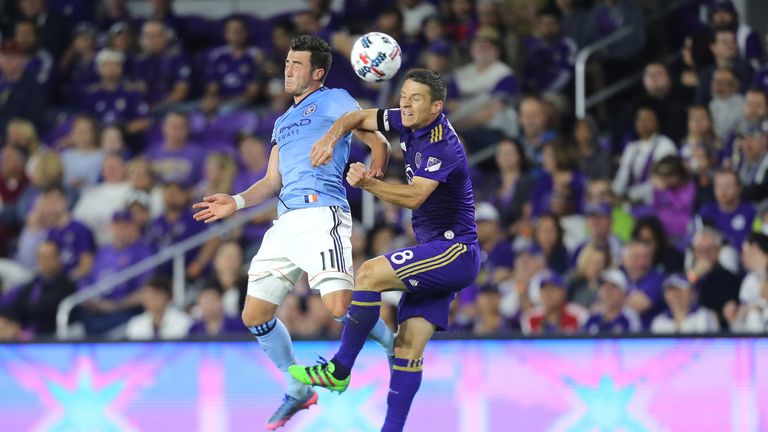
top-left (350, 32), bottom-right (402, 83)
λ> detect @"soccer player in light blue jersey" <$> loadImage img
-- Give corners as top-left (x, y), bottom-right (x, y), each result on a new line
top-left (192, 35), bottom-right (394, 430)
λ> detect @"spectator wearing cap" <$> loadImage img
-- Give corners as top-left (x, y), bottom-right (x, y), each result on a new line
top-left (650, 155), bottom-right (696, 246)
top-left (623, 240), bottom-right (665, 329)
top-left (582, 269), bottom-right (641, 334)
top-left (125, 276), bottom-right (192, 340)
top-left (13, 18), bottom-right (53, 85)
top-left (131, 19), bottom-right (191, 111)
top-left (475, 202), bottom-right (515, 287)
top-left (145, 111), bottom-right (204, 186)
top-left (709, 68), bottom-right (746, 141)
top-left (188, 283), bottom-right (244, 337)
top-left (697, 169), bottom-right (755, 249)
top-left (696, 29), bottom-right (752, 105)
top-left (0, 145), bottom-right (30, 256)
top-left (57, 23), bottom-right (99, 105)
top-left (42, 187), bottom-right (96, 282)
top-left (571, 202), bottom-right (624, 269)
top-left (83, 48), bottom-right (150, 135)
top-left (231, 133), bottom-right (274, 252)
top-left (632, 216), bottom-right (685, 274)
top-left (567, 244), bottom-right (610, 310)
top-left (144, 175), bottom-right (219, 279)
top-left (73, 152), bottom-right (132, 246)
top-left (521, 6), bottom-right (576, 95)
top-left (499, 241), bottom-right (548, 319)
top-left (735, 126), bottom-right (768, 202)
top-left (736, 233), bottom-right (768, 307)
top-left (447, 27), bottom-right (520, 144)
top-left (612, 107), bottom-right (677, 211)
top-left (0, 40), bottom-right (46, 131)
top-left (709, 1), bottom-right (763, 71)
top-left (650, 274), bottom-right (720, 334)
top-left (521, 271), bottom-right (587, 335)
top-left (0, 241), bottom-right (75, 339)
top-left (688, 227), bottom-right (741, 328)
top-left (80, 209), bottom-right (154, 333)
top-left (202, 16), bottom-right (261, 115)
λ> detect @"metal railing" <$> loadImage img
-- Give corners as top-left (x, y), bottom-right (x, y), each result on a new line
top-left (55, 201), bottom-right (275, 339)
top-left (575, 0), bottom-right (700, 119)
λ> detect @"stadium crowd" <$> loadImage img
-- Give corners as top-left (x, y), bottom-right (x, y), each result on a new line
top-left (0, 0), bottom-right (768, 341)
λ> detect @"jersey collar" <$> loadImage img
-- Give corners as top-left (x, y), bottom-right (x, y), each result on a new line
top-left (292, 85), bottom-right (325, 108)
top-left (411, 112), bottom-right (445, 138)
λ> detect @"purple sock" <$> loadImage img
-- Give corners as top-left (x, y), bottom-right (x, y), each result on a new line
top-left (382, 357), bottom-right (423, 432)
top-left (331, 290), bottom-right (382, 376)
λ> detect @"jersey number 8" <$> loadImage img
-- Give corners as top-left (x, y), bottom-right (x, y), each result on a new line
top-left (390, 250), bottom-right (414, 265)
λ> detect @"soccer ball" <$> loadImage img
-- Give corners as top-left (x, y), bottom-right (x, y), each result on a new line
top-left (350, 32), bottom-right (402, 83)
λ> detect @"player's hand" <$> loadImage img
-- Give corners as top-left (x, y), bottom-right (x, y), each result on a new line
top-left (192, 193), bottom-right (237, 223)
top-left (368, 167), bottom-right (384, 179)
top-left (346, 162), bottom-right (371, 188)
top-left (310, 136), bottom-right (335, 167)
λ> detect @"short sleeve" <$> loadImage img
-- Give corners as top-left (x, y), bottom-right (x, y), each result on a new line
top-left (377, 108), bottom-right (403, 132)
top-left (414, 146), bottom-right (460, 184)
top-left (323, 89), bottom-right (361, 118)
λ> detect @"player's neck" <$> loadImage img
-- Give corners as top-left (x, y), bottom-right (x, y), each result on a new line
top-left (292, 83), bottom-right (323, 106)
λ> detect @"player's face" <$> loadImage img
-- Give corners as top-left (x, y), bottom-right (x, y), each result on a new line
top-left (399, 79), bottom-right (441, 129)
top-left (284, 50), bottom-right (316, 96)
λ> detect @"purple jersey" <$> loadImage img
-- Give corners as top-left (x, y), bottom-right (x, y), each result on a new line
top-left (188, 316), bottom-right (244, 336)
top-left (476, 239), bottom-right (515, 287)
top-left (146, 144), bottom-right (205, 185)
top-left (46, 220), bottom-right (96, 274)
top-left (83, 82), bottom-right (149, 125)
top-left (521, 36), bottom-right (577, 93)
top-left (131, 51), bottom-right (191, 105)
top-left (378, 109), bottom-right (477, 244)
top-left (61, 57), bottom-right (99, 104)
top-left (626, 269), bottom-right (665, 329)
top-left (145, 210), bottom-right (206, 264)
top-left (206, 46), bottom-right (260, 99)
top-left (88, 241), bottom-right (153, 300)
top-left (753, 68), bottom-right (768, 94)
top-left (583, 308), bottom-right (641, 334)
top-left (697, 201), bottom-right (756, 248)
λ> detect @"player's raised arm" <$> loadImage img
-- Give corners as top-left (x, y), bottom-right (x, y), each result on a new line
top-left (193, 146), bottom-right (282, 223)
top-left (346, 162), bottom-right (438, 210)
top-left (353, 130), bottom-right (391, 179)
top-left (310, 109), bottom-right (381, 167)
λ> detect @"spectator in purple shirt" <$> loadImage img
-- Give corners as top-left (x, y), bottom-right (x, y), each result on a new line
top-left (43, 186), bottom-right (96, 282)
top-left (650, 155), bottom-right (696, 246)
top-left (475, 202), bottom-right (516, 287)
top-left (13, 19), bottom-right (53, 86)
top-left (84, 49), bottom-right (150, 135)
top-left (188, 283), bottom-right (244, 337)
top-left (144, 177), bottom-right (220, 279)
top-left (521, 6), bottom-right (577, 95)
top-left (697, 168), bottom-right (755, 248)
top-left (132, 19), bottom-right (191, 110)
top-left (0, 241), bottom-right (76, 339)
top-left (202, 16), bottom-right (261, 114)
top-left (583, 268), bottom-right (642, 334)
top-left (231, 132), bottom-right (274, 250)
top-left (57, 23), bottom-right (99, 105)
top-left (146, 111), bottom-right (204, 185)
top-left (622, 240), bottom-right (665, 328)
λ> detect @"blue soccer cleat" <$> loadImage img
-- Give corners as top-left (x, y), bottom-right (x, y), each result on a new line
top-left (264, 388), bottom-right (318, 430)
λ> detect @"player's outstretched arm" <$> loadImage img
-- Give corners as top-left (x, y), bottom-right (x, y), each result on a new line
top-left (353, 130), bottom-right (391, 178)
top-left (310, 109), bottom-right (380, 167)
top-left (346, 162), bottom-right (438, 210)
top-left (193, 146), bottom-right (282, 223)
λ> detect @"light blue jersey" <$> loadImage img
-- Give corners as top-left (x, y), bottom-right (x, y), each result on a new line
top-left (272, 87), bottom-right (360, 216)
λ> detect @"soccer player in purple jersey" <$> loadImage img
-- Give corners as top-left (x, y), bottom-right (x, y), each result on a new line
top-left (289, 69), bottom-right (481, 432)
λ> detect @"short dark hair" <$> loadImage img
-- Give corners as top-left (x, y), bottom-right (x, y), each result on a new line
top-left (404, 68), bottom-right (447, 102)
top-left (145, 275), bottom-right (172, 297)
top-left (289, 35), bottom-right (332, 83)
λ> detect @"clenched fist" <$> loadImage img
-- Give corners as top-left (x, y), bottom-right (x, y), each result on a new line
top-left (346, 162), bottom-right (372, 188)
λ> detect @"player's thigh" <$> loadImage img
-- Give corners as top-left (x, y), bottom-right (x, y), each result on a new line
top-left (385, 241), bottom-right (479, 293)
top-left (245, 224), bottom-right (303, 311)
top-left (394, 317), bottom-right (436, 360)
top-left (356, 255), bottom-right (407, 292)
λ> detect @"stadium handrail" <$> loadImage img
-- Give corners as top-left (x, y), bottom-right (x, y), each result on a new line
top-left (575, 0), bottom-right (700, 119)
top-left (55, 200), bottom-right (275, 339)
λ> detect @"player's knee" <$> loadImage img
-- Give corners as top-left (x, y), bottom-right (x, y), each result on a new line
top-left (394, 335), bottom-right (423, 359)
top-left (241, 303), bottom-right (275, 328)
top-left (355, 260), bottom-right (384, 291)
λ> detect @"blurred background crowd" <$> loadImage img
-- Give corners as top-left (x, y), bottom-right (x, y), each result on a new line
top-left (1, 0), bottom-right (768, 341)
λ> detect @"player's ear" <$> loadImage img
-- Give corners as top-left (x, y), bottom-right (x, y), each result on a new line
top-left (431, 100), bottom-right (443, 115)
top-left (312, 67), bottom-right (326, 82)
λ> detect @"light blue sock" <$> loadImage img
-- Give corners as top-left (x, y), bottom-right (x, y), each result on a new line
top-left (336, 314), bottom-right (395, 357)
top-left (249, 317), bottom-right (307, 399)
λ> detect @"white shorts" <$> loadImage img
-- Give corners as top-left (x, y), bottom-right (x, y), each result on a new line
top-left (247, 206), bottom-right (354, 304)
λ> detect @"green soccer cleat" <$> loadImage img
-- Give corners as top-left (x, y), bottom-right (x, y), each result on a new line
top-left (289, 360), bottom-right (350, 394)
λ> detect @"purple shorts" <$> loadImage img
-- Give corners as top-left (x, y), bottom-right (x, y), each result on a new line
top-left (385, 240), bottom-right (480, 331)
